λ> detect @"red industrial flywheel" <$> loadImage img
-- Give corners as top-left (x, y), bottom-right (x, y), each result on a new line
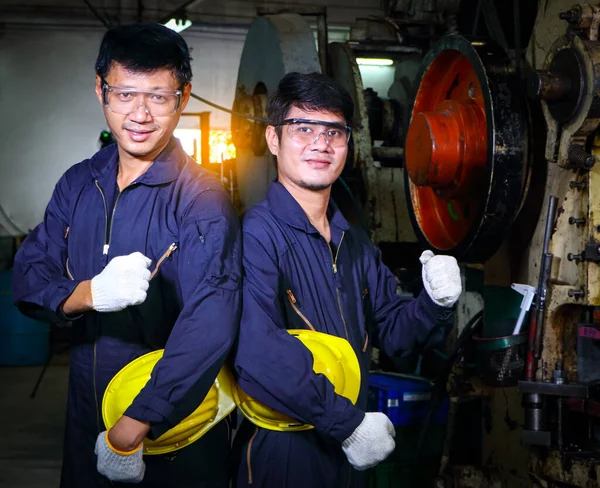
top-left (405, 35), bottom-right (529, 263)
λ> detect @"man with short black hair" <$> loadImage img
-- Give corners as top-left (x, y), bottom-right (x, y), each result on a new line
top-left (13, 23), bottom-right (241, 487)
top-left (232, 72), bottom-right (461, 487)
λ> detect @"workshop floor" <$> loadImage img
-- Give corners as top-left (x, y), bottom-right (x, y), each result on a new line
top-left (0, 358), bottom-right (68, 487)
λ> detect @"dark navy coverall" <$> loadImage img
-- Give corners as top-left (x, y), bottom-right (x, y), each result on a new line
top-left (12, 138), bottom-right (242, 487)
top-left (232, 181), bottom-right (454, 488)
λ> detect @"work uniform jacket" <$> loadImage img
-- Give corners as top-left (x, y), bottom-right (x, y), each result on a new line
top-left (232, 181), bottom-right (454, 488)
top-left (13, 138), bottom-right (241, 487)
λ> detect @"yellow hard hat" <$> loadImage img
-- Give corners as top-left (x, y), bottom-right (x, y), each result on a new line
top-left (232, 329), bottom-right (361, 432)
top-left (102, 350), bottom-right (236, 455)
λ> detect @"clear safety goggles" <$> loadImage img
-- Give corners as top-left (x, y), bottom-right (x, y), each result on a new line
top-left (278, 118), bottom-right (352, 148)
top-left (101, 79), bottom-right (182, 117)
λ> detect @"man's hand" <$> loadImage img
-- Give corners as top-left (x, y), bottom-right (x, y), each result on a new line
top-left (91, 252), bottom-right (152, 312)
top-left (108, 416), bottom-right (150, 452)
top-left (61, 280), bottom-right (94, 315)
top-left (95, 428), bottom-right (145, 483)
top-left (342, 412), bottom-right (396, 471)
top-left (420, 250), bottom-right (461, 308)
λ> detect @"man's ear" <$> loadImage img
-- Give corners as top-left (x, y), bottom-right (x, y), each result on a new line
top-left (265, 125), bottom-right (280, 156)
top-left (179, 83), bottom-right (192, 112)
top-left (95, 75), bottom-right (104, 106)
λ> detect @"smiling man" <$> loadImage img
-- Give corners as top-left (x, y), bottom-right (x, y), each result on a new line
top-left (12, 23), bottom-right (241, 487)
top-left (232, 72), bottom-right (462, 488)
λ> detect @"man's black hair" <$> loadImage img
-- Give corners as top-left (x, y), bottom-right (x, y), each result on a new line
top-left (267, 72), bottom-right (354, 137)
top-left (95, 22), bottom-right (193, 87)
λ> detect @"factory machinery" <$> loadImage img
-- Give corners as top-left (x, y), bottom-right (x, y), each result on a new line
top-left (230, 1), bottom-right (600, 486)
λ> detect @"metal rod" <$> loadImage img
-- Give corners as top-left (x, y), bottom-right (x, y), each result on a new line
top-left (532, 195), bottom-right (558, 367)
top-left (542, 196), bottom-right (557, 252)
top-left (472, 0), bottom-right (482, 35)
top-left (200, 111), bottom-right (210, 166)
top-left (82, 0), bottom-right (113, 28)
top-left (513, 0), bottom-right (521, 81)
top-left (557, 398), bottom-right (563, 450)
top-left (316, 10), bottom-right (329, 75)
top-left (347, 43), bottom-right (422, 55)
top-left (481, 0), bottom-right (509, 53)
top-left (372, 146), bottom-right (405, 161)
top-left (189, 93), bottom-right (268, 123)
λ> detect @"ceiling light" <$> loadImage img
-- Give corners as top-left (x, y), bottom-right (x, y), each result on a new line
top-left (356, 58), bottom-right (394, 66)
top-left (164, 18), bottom-right (192, 33)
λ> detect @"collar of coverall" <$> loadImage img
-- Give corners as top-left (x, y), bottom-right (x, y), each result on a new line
top-left (266, 181), bottom-right (350, 235)
top-left (89, 136), bottom-right (186, 186)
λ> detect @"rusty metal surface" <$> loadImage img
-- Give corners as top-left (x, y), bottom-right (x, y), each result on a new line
top-left (231, 13), bottom-right (320, 212)
top-left (348, 18), bottom-right (400, 43)
top-left (481, 386), bottom-right (531, 488)
top-left (587, 136), bottom-right (600, 304)
top-left (530, 449), bottom-right (600, 487)
top-left (489, 2), bottom-right (600, 487)
top-left (556, 38), bottom-right (600, 167)
top-left (327, 42), bottom-right (371, 171)
top-left (439, 465), bottom-right (503, 488)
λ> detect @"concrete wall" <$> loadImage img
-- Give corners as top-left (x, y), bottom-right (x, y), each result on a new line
top-left (0, 25), bottom-right (107, 236)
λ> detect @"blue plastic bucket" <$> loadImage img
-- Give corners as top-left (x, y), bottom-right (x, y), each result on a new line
top-left (368, 373), bottom-right (449, 426)
top-left (0, 270), bottom-right (50, 366)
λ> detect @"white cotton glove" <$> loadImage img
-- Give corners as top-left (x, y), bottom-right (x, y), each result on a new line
top-left (95, 431), bottom-right (145, 483)
top-left (91, 252), bottom-right (152, 312)
top-left (342, 412), bottom-right (396, 471)
top-left (420, 250), bottom-right (461, 308)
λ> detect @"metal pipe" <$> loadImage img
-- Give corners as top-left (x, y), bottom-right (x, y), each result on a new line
top-left (189, 93), bottom-right (268, 123)
top-left (513, 0), bottom-right (521, 81)
top-left (83, 0), bottom-right (112, 28)
top-left (372, 146), bottom-right (405, 161)
top-left (524, 393), bottom-right (544, 431)
top-left (528, 70), bottom-right (572, 101)
top-left (199, 111), bottom-right (211, 166)
top-left (348, 43), bottom-right (422, 55)
top-left (557, 398), bottom-right (563, 450)
top-left (316, 10), bottom-right (329, 75)
top-left (532, 196), bottom-right (558, 365)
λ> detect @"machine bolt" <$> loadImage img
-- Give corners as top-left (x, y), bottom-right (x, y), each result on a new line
top-left (559, 8), bottom-right (582, 24)
top-left (552, 362), bottom-right (564, 385)
top-left (468, 83), bottom-right (475, 98)
top-left (569, 180), bottom-right (587, 190)
top-left (433, 479), bottom-right (446, 488)
top-left (569, 216), bottom-right (586, 225)
top-left (568, 145), bottom-right (595, 169)
top-left (568, 288), bottom-right (585, 298)
top-left (568, 253), bottom-right (583, 262)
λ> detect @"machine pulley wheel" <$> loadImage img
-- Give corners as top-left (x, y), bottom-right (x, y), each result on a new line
top-left (231, 14), bottom-right (321, 212)
top-left (405, 35), bottom-right (529, 263)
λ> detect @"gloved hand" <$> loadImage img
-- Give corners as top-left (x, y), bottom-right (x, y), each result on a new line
top-left (95, 431), bottom-right (145, 483)
top-left (420, 250), bottom-right (461, 308)
top-left (342, 412), bottom-right (396, 471)
top-left (91, 252), bottom-right (152, 312)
